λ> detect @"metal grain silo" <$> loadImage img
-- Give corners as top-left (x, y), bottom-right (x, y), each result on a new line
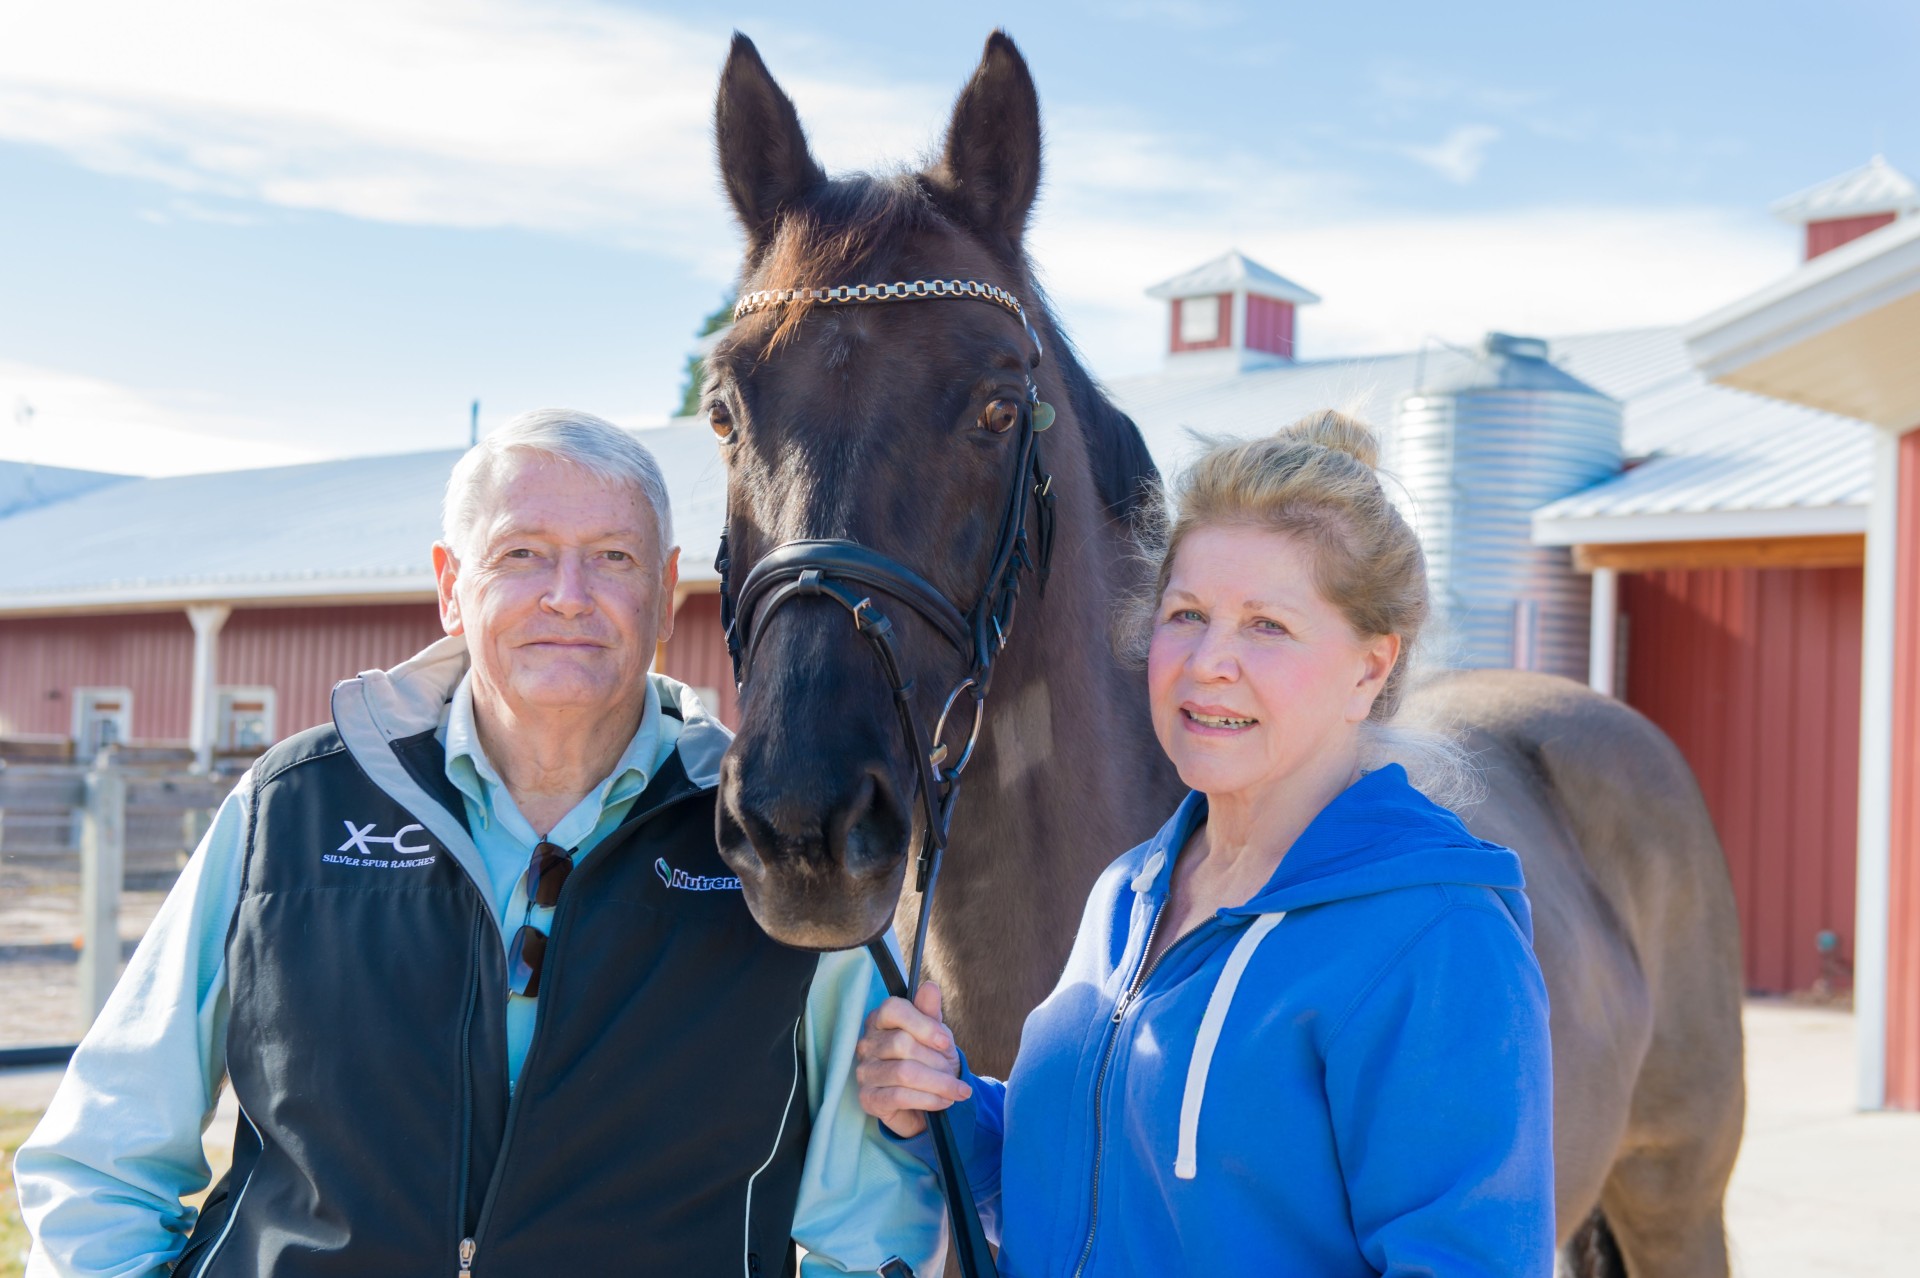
top-left (1394, 333), bottom-right (1622, 680)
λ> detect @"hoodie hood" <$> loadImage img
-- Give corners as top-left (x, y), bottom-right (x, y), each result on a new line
top-left (1117, 764), bottom-right (1532, 1184)
top-left (970, 758), bottom-right (1555, 1274)
top-left (1129, 764), bottom-right (1531, 941)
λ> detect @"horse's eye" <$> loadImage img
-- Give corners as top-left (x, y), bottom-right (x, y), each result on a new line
top-left (708, 402), bottom-right (734, 439)
top-left (978, 398), bottom-right (1021, 434)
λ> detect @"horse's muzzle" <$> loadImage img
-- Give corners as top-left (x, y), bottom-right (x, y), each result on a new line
top-left (716, 746), bottom-right (911, 951)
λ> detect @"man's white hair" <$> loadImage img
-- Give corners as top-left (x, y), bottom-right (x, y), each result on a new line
top-left (442, 409), bottom-right (673, 559)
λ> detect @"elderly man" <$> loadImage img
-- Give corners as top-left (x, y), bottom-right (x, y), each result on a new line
top-left (16, 411), bottom-right (947, 1276)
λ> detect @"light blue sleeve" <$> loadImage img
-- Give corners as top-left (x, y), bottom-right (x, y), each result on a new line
top-left (15, 778), bottom-right (249, 1278)
top-left (891, 1053), bottom-right (1006, 1246)
top-left (790, 947), bottom-right (950, 1278)
top-left (1323, 902), bottom-right (1557, 1278)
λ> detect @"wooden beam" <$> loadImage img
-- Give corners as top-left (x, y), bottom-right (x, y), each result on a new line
top-left (1574, 534), bottom-right (1865, 574)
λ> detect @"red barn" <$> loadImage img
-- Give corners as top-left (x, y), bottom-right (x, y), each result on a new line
top-left (0, 432), bottom-right (737, 768)
top-left (1684, 178), bottom-right (1920, 1110)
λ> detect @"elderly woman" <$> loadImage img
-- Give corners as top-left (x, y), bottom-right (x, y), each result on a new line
top-left (857, 411), bottom-right (1555, 1275)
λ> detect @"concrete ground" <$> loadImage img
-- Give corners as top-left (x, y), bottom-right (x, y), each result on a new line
top-left (1724, 1000), bottom-right (1920, 1276)
top-left (5, 1001), bottom-right (1917, 1271)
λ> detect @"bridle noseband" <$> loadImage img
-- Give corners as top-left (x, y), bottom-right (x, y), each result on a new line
top-left (715, 278), bottom-right (1056, 1278)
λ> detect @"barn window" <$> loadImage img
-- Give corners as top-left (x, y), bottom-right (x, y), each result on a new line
top-left (72, 687), bottom-right (133, 759)
top-left (216, 686), bottom-right (277, 752)
top-left (1179, 295), bottom-right (1222, 345)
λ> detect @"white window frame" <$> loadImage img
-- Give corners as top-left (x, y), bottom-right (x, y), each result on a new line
top-left (215, 685), bottom-right (278, 752)
top-left (72, 686), bottom-right (134, 757)
top-left (1179, 294), bottom-right (1222, 345)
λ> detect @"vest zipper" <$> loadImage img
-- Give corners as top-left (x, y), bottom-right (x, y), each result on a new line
top-left (455, 909), bottom-right (485, 1253)
top-left (1071, 906), bottom-right (1211, 1278)
top-left (458, 787), bottom-right (708, 1269)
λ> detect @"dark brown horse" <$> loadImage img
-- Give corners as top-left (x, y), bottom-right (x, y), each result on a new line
top-left (705, 32), bottom-right (1744, 1276)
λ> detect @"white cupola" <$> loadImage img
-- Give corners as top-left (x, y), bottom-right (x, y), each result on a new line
top-left (1770, 156), bottom-right (1920, 261)
top-left (1145, 250), bottom-right (1320, 372)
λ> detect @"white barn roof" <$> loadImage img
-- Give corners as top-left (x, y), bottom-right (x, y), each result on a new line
top-left (1100, 325), bottom-right (1869, 546)
top-left (0, 422), bottom-right (728, 614)
top-left (0, 327), bottom-right (1866, 613)
top-left (1144, 250), bottom-right (1320, 305)
top-left (0, 461), bottom-right (130, 518)
top-left (1769, 156), bottom-right (1920, 224)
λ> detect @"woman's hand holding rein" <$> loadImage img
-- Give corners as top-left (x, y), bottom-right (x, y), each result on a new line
top-left (855, 981), bottom-right (972, 1138)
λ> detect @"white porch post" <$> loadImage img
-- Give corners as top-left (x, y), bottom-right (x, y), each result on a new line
top-left (1855, 428), bottom-right (1900, 1111)
top-left (186, 604), bottom-right (232, 774)
top-left (1588, 568), bottom-right (1619, 697)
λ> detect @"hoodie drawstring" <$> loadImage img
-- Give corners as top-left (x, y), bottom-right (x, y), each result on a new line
top-left (1174, 911), bottom-right (1285, 1180)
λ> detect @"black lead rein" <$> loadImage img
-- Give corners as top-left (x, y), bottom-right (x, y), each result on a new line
top-left (717, 278), bottom-right (1059, 1278)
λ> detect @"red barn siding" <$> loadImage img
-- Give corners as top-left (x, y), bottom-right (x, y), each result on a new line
top-left (0, 613), bottom-right (196, 741)
top-left (220, 604), bottom-right (445, 738)
top-left (1887, 429), bottom-right (1920, 1109)
top-left (1621, 565), bottom-right (1862, 993)
top-left (659, 591), bottom-right (736, 726)
top-left (1806, 213), bottom-right (1897, 260)
top-left (1168, 295), bottom-right (1232, 353)
top-left (1244, 295), bottom-right (1296, 359)
top-left (0, 603), bottom-right (443, 748)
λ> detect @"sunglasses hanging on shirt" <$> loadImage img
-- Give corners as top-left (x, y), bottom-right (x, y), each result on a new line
top-left (507, 840), bottom-right (574, 998)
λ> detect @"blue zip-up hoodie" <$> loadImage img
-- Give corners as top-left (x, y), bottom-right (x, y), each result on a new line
top-left (944, 765), bottom-right (1554, 1276)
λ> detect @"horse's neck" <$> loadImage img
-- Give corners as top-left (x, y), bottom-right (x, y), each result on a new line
top-left (925, 479), bottom-right (1179, 1073)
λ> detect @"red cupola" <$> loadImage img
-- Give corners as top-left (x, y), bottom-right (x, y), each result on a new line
top-left (1146, 251), bottom-right (1320, 372)
top-left (1770, 156), bottom-right (1919, 261)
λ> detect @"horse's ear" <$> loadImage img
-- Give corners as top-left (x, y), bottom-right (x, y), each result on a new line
top-left (930, 30), bottom-right (1041, 251)
top-left (715, 32), bottom-right (825, 257)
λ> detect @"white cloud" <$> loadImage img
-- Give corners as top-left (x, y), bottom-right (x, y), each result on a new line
top-left (2, 1), bottom-right (1796, 416)
top-left (0, 362), bottom-right (324, 475)
top-left (0, 0), bottom-right (942, 266)
top-left (1033, 205), bottom-right (1788, 378)
top-left (1400, 125), bottom-right (1502, 184)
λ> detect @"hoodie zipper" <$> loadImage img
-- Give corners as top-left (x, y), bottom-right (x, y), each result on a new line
top-left (1071, 899), bottom-right (1212, 1278)
top-left (456, 787), bottom-right (705, 1274)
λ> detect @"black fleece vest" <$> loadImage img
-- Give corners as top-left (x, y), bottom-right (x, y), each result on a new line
top-left (177, 720), bottom-right (819, 1277)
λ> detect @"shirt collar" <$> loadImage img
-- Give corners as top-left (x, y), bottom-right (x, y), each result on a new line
top-left (440, 672), bottom-right (663, 831)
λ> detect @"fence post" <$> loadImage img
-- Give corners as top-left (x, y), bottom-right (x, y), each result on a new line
top-left (78, 750), bottom-right (127, 1026)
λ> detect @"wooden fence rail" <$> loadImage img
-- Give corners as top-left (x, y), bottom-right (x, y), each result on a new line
top-left (0, 753), bottom-right (228, 1026)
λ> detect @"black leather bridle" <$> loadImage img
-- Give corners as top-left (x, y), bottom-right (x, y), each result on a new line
top-left (715, 278), bottom-right (1057, 1278)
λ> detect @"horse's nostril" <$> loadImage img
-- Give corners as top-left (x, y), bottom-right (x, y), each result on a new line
top-left (837, 766), bottom-right (907, 877)
top-left (722, 755), bottom-right (909, 880)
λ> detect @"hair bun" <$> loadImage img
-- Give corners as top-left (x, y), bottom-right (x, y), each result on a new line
top-left (1281, 410), bottom-right (1379, 470)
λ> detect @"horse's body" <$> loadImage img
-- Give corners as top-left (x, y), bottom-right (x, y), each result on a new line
top-left (705, 32), bottom-right (1744, 1275)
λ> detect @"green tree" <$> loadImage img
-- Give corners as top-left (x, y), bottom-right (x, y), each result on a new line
top-left (675, 295), bottom-right (737, 418)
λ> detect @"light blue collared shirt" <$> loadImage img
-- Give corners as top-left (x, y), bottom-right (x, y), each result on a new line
top-left (439, 672), bottom-right (679, 1087)
top-left (17, 658), bottom-right (950, 1277)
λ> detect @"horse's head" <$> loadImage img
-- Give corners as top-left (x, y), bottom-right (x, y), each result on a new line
top-left (706, 32), bottom-right (1056, 949)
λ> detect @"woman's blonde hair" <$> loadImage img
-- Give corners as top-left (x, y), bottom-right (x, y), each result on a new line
top-left (1124, 410), bottom-right (1480, 808)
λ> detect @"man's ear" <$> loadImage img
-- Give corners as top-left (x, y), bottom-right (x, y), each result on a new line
top-left (715, 32), bottom-right (825, 259)
top-left (432, 542), bottom-right (465, 637)
top-left (656, 546), bottom-right (682, 646)
top-left (926, 30), bottom-right (1042, 254)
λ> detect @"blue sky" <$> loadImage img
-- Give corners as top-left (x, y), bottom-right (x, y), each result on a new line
top-left (1, 0), bottom-right (1914, 474)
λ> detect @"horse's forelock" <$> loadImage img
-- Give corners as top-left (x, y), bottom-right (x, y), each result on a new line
top-left (741, 172), bottom-right (1157, 520)
top-left (750, 175), bottom-right (947, 349)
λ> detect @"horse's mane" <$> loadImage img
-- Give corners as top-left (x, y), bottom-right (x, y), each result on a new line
top-left (756, 173), bottom-right (1160, 523)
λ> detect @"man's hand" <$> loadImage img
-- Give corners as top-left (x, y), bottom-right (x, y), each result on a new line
top-left (854, 981), bottom-right (971, 1138)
